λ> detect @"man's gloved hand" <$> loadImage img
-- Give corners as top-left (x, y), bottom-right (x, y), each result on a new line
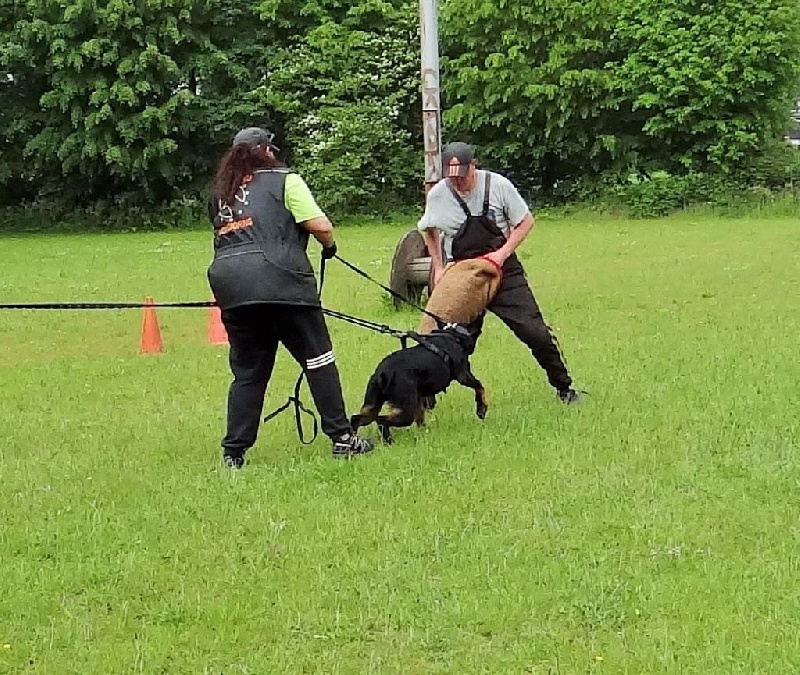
top-left (321, 242), bottom-right (338, 260)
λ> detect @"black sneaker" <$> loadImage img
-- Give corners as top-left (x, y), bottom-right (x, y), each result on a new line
top-left (223, 453), bottom-right (246, 469)
top-left (332, 433), bottom-right (375, 459)
top-left (557, 388), bottom-right (585, 405)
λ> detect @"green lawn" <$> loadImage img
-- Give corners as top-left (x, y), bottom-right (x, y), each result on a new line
top-left (1, 214), bottom-right (798, 674)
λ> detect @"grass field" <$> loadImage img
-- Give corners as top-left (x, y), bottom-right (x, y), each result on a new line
top-left (1, 214), bottom-right (798, 674)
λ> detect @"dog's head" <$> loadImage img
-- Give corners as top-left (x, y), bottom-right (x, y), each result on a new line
top-left (439, 322), bottom-right (478, 355)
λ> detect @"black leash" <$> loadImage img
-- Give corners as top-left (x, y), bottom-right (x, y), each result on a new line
top-left (322, 307), bottom-right (408, 340)
top-left (323, 307), bottom-right (455, 368)
top-left (327, 255), bottom-right (469, 363)
top-left (262, 369), bottom-right (319, 444)
top-left (260, 254), bottom-right (335, 445)
top-left (0, 301), bottom-right (215, 310)
top-left (333, 253), bottom-right (447, 329)
top-left (0, 296), bottom-right (322, 443)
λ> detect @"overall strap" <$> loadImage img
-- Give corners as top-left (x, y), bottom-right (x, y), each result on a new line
top-left (446, 180), bottom-right (472, 218)
top-left (446, 172), bottom-right (493, 219)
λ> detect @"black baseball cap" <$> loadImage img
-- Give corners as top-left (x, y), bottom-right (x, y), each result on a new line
top-left (232, 126), bottom-right (280, 152)
top-left (442, 141), bottom-right (475, 178)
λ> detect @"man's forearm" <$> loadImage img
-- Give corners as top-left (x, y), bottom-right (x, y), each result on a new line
top-left (422, 229), bottom-right (444, 269)
top-left (496, 213), bottom-right (534, 262)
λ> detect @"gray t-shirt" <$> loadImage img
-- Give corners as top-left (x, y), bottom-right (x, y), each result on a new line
top-left (417, 170), bottom-right (531, 260)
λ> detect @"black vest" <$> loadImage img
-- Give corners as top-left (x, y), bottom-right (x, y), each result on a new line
top-left (207, 170), bottom-right (320, 309)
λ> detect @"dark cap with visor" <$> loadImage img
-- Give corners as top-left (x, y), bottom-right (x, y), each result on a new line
top-left (442, 141), bottom-right (475, 178)
top-left (232, 127), bottom-right (280, 152)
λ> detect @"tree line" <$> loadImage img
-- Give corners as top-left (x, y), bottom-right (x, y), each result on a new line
top-left (1, 0), bottom-right (799, 220)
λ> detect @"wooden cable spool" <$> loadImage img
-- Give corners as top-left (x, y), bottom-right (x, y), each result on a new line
top-left (388, 229), bottom-right (433, 308)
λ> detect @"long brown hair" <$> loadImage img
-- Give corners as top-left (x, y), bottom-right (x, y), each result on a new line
top-left (212, 145), bottom-right (285, 204)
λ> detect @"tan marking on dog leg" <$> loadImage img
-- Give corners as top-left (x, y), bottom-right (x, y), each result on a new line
top-left (415, 401), bottom-right (426, 426)
top-left (351, 404), bottom-right (378, 431)
top-left (475, 387), bottom-right (489, 419)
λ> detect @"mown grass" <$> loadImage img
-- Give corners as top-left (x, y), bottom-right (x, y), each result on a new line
top-left (0, 214), bottom-right (798, 674)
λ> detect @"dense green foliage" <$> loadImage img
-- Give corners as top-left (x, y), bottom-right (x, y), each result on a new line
top-left (1, 0), bottom-right (799, 219)
top-left (442, 0), bottom-right (800, 185)
top-left (262, 0), bottom-right (422, 214)
top-left (0, 0), bottom-right (274, 203)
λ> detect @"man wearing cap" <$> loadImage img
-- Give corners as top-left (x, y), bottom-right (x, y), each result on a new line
top-left (207, 126), bottom-right (375, 467)
top-left (417, 141), bottom-right (582, 404)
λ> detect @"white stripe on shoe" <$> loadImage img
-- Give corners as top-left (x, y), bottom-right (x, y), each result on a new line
top-left (306, 351), bottom-right (335, 370)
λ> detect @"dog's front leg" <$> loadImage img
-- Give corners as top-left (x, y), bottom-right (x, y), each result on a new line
top-left (456, 367), bottom-right (488, 419)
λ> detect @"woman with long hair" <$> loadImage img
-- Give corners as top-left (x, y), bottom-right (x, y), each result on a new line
top-left (207, 127), bottom-right (374, 467)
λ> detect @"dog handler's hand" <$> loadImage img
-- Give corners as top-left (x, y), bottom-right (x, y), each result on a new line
top-left (321, 242), bottom-right (338, 259)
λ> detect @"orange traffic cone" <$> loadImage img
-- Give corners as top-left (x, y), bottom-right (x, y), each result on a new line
top-left (208, 304), bottom-right (228, 346)
top-left (140, 296), bottom-right (164, 354)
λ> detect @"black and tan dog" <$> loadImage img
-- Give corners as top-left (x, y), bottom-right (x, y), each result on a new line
top-left (415, 258), bottom-right (502, 412)
top-left (350, 324), bottom-right (488, 443)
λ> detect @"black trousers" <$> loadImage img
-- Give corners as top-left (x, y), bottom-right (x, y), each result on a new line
top-left (220, 304), bottom-right (351, 454)
top-left (470, 271), bottom-right (572, 392)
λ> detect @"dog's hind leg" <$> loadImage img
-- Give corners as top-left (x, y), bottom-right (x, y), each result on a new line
top-left (376, 396), bottom-right (418, 443)
top-left (421, 394), bottom-right (437, 411)
top-left (377, 406), bottom-right (416, 428)
top-left (351, 405), bottom-right (379, 433)
top-left (350, 376), bottom-right (385, 432)
top-left (414, 398), bottom-right (426, 426)
top-left (377, 422), bottom-right (393, 444)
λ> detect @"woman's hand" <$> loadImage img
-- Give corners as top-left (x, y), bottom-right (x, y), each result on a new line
top-left (321, 242), bottom-right (338, 259)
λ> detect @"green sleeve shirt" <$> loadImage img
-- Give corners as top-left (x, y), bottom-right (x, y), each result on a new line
top-left (284, 173), bottom-right (325, 222)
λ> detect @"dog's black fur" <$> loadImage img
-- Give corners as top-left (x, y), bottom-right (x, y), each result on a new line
top-left (350, 324), bottom-right (488, 443)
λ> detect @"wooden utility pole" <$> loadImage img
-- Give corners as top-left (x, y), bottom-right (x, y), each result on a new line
top-left (419, 0), bottom-right (441, 193)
